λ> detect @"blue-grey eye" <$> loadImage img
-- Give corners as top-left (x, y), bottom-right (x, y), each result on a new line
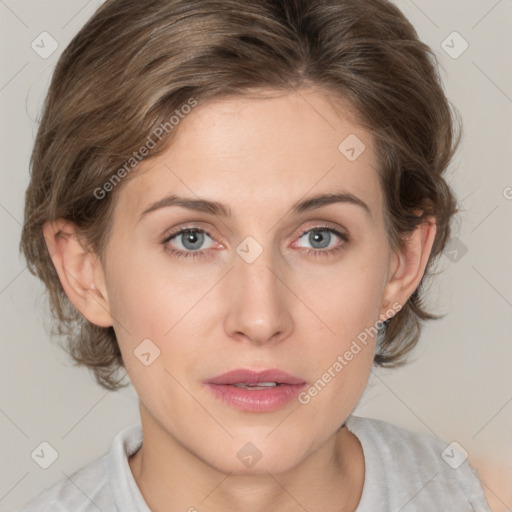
top-left (297, 228), bottom-right (341, 250)
top-left (168, 229), bottom-right (214, 252)
top-left (181, 230), bottom-right (204, 250)
top-left (310, 230), bottom-right (330, 249)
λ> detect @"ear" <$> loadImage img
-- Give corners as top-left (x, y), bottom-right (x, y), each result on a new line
top-left (43, 219), bottom-right (113, 327)
top-left (380, 214), bottom-right (437, 320)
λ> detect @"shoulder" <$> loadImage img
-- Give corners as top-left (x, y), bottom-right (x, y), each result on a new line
top-left (347, 414), bottom-right (450, 460)
top-left (14, 455), bottom-right (111, 512)
top-left (14, 423), bottom-right (143, 512)
top-left (346, 415), bottom-right (491, 512)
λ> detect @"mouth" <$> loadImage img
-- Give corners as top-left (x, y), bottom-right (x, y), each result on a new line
top-left (204, 369), bottom-right (306, 413)
top-left (232, 382), bottom-right (282, 390)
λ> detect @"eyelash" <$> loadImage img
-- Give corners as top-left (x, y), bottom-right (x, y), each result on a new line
top-left (162, 225), bottom-right (350, 260)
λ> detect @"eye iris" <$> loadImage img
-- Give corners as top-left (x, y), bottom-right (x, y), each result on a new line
top-left (182, 230), bottom-right (204, 251)
top-left (309, 230), bottom-right (331, 249)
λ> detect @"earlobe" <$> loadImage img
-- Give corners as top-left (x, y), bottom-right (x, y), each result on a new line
top-left (380, 215), bottom-right (437, 317)
top-left (43, 219), bottom-right (113, 328)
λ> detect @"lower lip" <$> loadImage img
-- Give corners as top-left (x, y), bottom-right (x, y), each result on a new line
top-left (205, 383), bottom-right (306, 412)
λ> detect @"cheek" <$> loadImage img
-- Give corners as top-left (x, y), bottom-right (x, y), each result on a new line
top-left (106, 268), bottom-right (163, 336)
top-left (301, 254), bottom-right (387, 344)
top-left (105, 251), bottom-right (220, 367)
top-left (291, 254), bottom-right (386, 401)
top-left (294, 270), bottom-right (382, 416)
top-left (333, 267), bottom-right (385, 341)
top-left (105, 235), bottom-right (187, 324)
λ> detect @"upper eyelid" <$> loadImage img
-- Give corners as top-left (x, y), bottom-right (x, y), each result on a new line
top-left (163, 227), bottom-right (211, 244)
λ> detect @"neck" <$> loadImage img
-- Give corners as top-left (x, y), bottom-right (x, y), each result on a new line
top-left (128, 404), bottom-right (364, 512)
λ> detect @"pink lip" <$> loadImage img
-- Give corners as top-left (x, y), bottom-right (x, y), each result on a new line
top-left (204, 369), bottom-right (306, 413)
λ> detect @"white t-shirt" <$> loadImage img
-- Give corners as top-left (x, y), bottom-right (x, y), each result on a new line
top-left (15, 415), bottom-right (491, 511)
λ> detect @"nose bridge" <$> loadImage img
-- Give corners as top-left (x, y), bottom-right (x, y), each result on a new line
top-left (223, 239), bottom-right (293, 345)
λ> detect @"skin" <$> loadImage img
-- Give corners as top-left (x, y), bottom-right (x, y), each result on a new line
top-left (44, 87), bottom-right (436, 512)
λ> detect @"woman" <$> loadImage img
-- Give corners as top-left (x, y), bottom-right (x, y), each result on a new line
top-left (17, 0), bottom-right (491, 510)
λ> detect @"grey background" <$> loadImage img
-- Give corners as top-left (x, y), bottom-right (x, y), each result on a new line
top-left (1, 0), bottom-right (511, 510)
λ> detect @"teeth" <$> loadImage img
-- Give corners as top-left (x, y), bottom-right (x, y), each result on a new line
top-left (233, 382), bottom-right (278, 389)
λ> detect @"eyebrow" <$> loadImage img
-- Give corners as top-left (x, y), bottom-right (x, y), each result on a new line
top-left (139, 190), bottom-right (371, 221)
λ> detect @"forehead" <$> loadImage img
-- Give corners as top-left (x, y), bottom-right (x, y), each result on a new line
top-left (113, 88), bottom-right (383, 224)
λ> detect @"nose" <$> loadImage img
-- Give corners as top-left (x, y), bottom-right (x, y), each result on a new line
top-left (223, 250), bottom-right (294, 347)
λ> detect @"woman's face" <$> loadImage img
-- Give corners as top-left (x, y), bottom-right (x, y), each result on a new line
top-left (101, 88), bottom-right (398, 474)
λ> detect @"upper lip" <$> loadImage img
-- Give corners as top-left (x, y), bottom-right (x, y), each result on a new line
top-left (206, 369), bottom-right (305, 385)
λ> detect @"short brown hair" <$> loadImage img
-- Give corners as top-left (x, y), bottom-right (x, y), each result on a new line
top-left (20, 0), bottom-right (461, 391)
